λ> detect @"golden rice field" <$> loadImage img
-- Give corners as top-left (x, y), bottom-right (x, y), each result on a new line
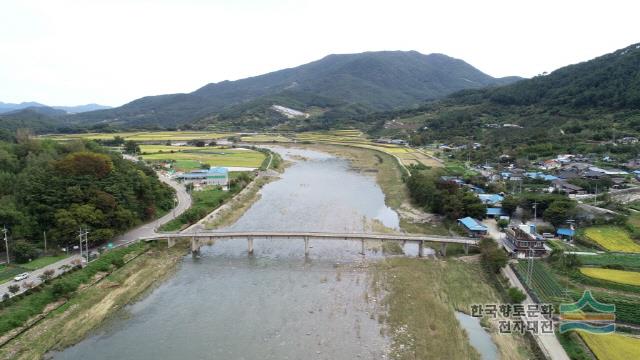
top-left (584, 226), bottom-right (640, 253)
top-left (139, 145), bottom-right (265, 170)
top-left (579, 331), bottom-right (640, 360)
top-left (44, 131), bottom-right (229, 142)
top-left (580, 267), bottom-right (640, 286)
top-left (239, 134), bottom-right (292, 142)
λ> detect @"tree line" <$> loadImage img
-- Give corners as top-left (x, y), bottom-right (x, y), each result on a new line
top-left (0, 130), bottom-right (174, 261)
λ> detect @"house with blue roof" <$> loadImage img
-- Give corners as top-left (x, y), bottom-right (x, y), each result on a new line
top-left (176, 167), bottom-right (229, 188)
top-left (486, 207), bottom-right (506, 218)
top-left (556, 228), bottom-right (575, 239)
top-left (458, 217), bottom-right (488, 237)
top-left (478, 193), bottom-right (504, 206)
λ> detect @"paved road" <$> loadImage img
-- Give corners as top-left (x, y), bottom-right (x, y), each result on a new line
top-left (483, 219), bottom-right (570, 360)
top-left (0, 255), bottom-right (82, 299)
top-left (112, 175), bottom-right (191, 246)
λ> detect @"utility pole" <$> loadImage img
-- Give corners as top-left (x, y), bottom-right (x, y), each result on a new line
top-left (43, 231), bottom-right (47, 255)
top-left (78, 227), bottom-right (90, 262)
top-left (3, 225), bottom-right (9, 265)
top-left (532, 201), bottom-right (538, 224)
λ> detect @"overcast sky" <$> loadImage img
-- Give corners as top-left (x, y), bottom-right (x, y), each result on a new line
top-left (1, 0), bottom-right (638, 107)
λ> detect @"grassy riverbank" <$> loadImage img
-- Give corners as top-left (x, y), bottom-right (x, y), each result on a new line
top-left (0, 242), bottom-right (188, 360)
top-left (371, 258), bottom-right (534, 360)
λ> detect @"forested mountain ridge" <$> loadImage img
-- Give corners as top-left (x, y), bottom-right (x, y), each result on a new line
top-left (62, 51), bottom-right (520, 130)
top-left (373, 42), bottom-right (640, 156)
top-left (0, 131), bottom-right (174, 252)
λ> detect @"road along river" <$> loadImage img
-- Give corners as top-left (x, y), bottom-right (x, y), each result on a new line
top-left (54, 147), bottom-right (407, 359)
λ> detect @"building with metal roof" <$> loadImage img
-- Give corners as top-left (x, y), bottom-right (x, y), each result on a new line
top-left (457, 217), bottom-right (488, 237)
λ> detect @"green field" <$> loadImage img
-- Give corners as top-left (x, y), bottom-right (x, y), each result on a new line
top-left (139, 145), bottom-right (265, 170)
top-left (514, 260), bottom-right (566, 303)
top-left (578, 253), bottom-right (640, 270)
top-left (21, 255), bottom-right (69, 271)
top-left (44, 131), bottom-right (229, 142)
top-left (583, 226), bottom-right (640, 253)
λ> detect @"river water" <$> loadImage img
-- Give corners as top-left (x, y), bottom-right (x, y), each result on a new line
top-left (55, 147), bottom-right (400, 359)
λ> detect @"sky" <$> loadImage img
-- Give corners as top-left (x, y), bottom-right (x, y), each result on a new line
top-left (0, 0), bottom-right (638, 107)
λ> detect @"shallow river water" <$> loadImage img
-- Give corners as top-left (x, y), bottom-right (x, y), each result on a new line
top-left (55, 147), bottom-right (401, 359)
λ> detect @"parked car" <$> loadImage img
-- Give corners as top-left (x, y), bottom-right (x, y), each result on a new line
top-left (13, 272), bottom-right (29, 282)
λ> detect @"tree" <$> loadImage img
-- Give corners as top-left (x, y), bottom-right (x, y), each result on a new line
top-left (501, 196), bottom-right (520, 216)
top-left (123, 140), bottom-right (140, 155)
top-left (479, 238), bottom-right (508, 273)
top-left (543, 200), bottom-right (576, 227)
top-left (2, 293), bottom-right (9, 301)
top-left (8, 284), bottom-right (20, 294)
top-left (39, 269), bottom-right (55, 282)
top-left (497, 218), bottom-right (509, 230)
top-left (508, 287), bottom-right (526, 303)
top-left (12, 240), bottom-right (39, 263)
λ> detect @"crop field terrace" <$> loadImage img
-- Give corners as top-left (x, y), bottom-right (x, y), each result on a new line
top-left (44, 131), bottom-right (229, 142)
top-left (583, 226), bottom-right (640, 253)
top-left (139, 145), bottom-right (265, 171)
top-left (579, 331), bottom-right (640, 360)
top-left (513, 260), bottom-right (567, 303)
top-left (579, 267), bottom-right (640, 286)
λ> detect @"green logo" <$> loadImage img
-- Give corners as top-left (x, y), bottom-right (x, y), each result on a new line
top-left (559, 291), bottom-right (615, 334)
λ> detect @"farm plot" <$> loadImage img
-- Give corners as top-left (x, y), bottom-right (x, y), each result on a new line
top-left (583, 226), bottom-right (640, 253)
top-left (140, 145), bottom-right (265, 171)
top-left (580, 268), bottom-right (640, 286)
top-left (578, 253), bottom-right (640, 270)
top-left (579, 331), bottom-right (640, 360)
top-left (44, 131), bottom-right (230, 142)
top-left (514, 260), bottom-right (566, 303)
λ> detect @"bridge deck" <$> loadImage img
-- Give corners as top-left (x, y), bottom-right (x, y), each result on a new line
top-left (144, 231), bottom-right (479, 245)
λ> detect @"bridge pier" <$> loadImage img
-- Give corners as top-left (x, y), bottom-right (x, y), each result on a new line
top-left (167, 237), bottom-right (176, 248)
top-left (463, 243), bottom-right (469, 256)
top-left (191, 237), bottom-right (200, 257)
top-left (440, 243), bottom-right (447, 257)
top-left (304, 236), bottom-right (309, 256)
top-left (418, 242), bottom-right (424, 257)
top-left (248, 237), bottom-right (254, 255)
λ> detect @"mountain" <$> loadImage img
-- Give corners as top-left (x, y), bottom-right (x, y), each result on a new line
top-left (68, 51), bottom-right (521, 129)
top-left (53, 103), bottom-right (112, 113)
top-left (0, 101), bottom-right (111, 114)
top-left (0, 101), bottom-right (46, 113)
top-left (0, 107), bottom-right (67, 133)
top-left (373, 43), bottom-right (640, 153)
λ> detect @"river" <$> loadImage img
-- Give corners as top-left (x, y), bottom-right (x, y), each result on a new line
top-left (55, 147), bottom-right (400, 359)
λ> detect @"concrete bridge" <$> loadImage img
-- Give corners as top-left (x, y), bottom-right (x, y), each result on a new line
top-left (142, 231), bottom-right (480, 257)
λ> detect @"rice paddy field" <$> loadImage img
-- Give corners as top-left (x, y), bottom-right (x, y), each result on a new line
top-left (139, 145), bottom-right (265, 171)
top-left (45, 130), bottom-right (443, 169)
top-left (579, 331), bottom-right (640, 360)
top-left (579, 267), bottom-right (640, 286)
top-left (583, 226), bottom-right (640, 253)
top-left (44, 131), bottom-right (229, 142)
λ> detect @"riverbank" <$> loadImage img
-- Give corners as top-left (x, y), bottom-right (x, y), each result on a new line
top-left (0, 242), bottom-right (188, 360)
top-left (295, 143), bottom-right (449, 235)
top-left (371, 257), bottom-right (534, 360)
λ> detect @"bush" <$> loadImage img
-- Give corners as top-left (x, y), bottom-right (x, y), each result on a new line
top-left (52, 280), bottom-right (78, 297)
top-left (8, 284), bottom-right (20, 294)
top-left (479, 238), bottom-right (508, 274)
top-left (508, 287), bottom-right (527, 303)
top-left (12, 240), bottom-right (39, 263)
